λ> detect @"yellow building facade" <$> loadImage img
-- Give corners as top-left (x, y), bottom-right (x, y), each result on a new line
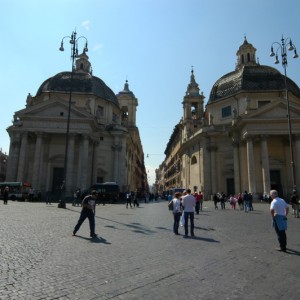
top-left (6, 53), bottom-right (147, 199)
top-left (158, 38), bottom-right (300, 200)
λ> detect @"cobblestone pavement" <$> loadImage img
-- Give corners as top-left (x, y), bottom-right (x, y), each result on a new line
top-left (0, 199), bottom-right (299, 300)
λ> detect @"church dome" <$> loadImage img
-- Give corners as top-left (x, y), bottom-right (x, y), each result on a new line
top-left (208, 38), bottom-right (300, 103)
top-left (36, 72), bottom-right (119, 105)
top-left (36, 52), bottom-right (119, 105)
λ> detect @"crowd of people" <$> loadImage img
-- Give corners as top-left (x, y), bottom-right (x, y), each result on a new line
top-left (167, 188), bottom-right (298, 252)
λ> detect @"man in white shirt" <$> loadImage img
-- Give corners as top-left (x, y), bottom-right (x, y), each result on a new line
top-left (182, 189), bottom-right (196, 237)
top-left (270, 190), bottom-right (289, 252)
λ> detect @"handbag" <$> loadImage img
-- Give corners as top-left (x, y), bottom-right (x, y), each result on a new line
top-left (180, 211), bottom-right (185, 226)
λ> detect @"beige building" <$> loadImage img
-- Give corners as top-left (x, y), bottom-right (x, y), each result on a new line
top-left (5, 52), bottom-right (147, 199)
top-left (158, 38), bottom-right (300, 200)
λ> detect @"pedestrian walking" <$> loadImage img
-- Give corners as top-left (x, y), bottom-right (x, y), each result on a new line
top-left (249, 192), bottom-right (254, 211)
top-left (72, 190), bottom-right (77, 206)
top-left (169, 192), bottom-right (182, 235)
top-left (270, 189), bottom-right (289, 252)
top-left (182, 189), bottom-right (195, 237)
top-left (45, 191), bottom-right (52, 205)
top-left (126, 191), bottom-right (132, 208)
top-left (213, 193), bottom-right (219, 209)
top-left (229, 194), bottom-right (237, 209)
top-left (243, 191), bottom-right (250, 212)
top-left (3, 186), bottom-right (9, 204)
top-left (237, 193), bottom-right (243, 210)
top-left (72, 188), bottom-right (81, 206)
top-left (199, 191), bottom-right (204, 211)
top-left (73, 190), bottom-right (97, 238)
top-left (290, 190), bottom-right (299, 218)
top-left (220, 192), bottom-right (226, 210)
top-left (29, 187), bottom-right (34, 202)
top-left (193, 192), bottom-right (200, 214)
top-left (133, 190), bottom-right (139, 207)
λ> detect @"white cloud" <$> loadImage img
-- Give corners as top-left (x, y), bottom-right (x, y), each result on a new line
top-left (81, 20), bottom-right (90, 30)
top-left (92, 43), bottom-right (103, 51)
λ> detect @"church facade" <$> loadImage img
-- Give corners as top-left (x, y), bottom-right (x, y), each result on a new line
top-left (5, 52), bottom-right (147, 199)
top-left (157, 38), bottom-right (300, 200)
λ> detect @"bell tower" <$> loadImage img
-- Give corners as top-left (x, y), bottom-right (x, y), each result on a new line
top-left (116, 80), bottom-right (138, 127)
top-left (75, 52), bottom-right (92, 74)
top-left (182, 68), bottom-right (205, 139)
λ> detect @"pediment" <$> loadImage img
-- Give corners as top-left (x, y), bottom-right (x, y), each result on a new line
top-left (16, 99), bottom-right (91, 120)
top-left (247, 99), bottom-right (300, 120)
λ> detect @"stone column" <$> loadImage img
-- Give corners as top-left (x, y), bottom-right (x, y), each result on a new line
top-left (66, 133), bottom-right (75, 194)
top-left (246, 135), bottom-right (256, 194)
top-left (5, 133), bottom-right (21, 181)
top-left (295, 135), bottom-right (300, 190)
top-left (32, 133), bottom-right (43, 189)
top-left (17, 132), bottom-right (28, 182)
top-left (92, 141), bottom-right (99, 184)
top-left (81, 135), bottom-right (89, 190)
top-left (202, 137), bottom-right (211, 199)
top-left (232, 139), bottom-right (241, 195)
top-left (261, 135), bottom-right (270, 195)
top-left (77, 135), bottom-right (83, 188)
top-left (207, 140), bottom-right (217, 194)
top-left (112, 142), bottom-right (122, 183)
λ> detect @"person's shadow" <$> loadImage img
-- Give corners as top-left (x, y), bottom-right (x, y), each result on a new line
top-left (73, 235), bottom-right (111, 244)
top-left (286, 248), bottom-right (300, 256)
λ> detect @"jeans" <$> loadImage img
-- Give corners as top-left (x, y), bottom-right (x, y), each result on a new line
top-left (184, 211), bottom-right (194, 236)
top-left (126, 199), bottom-right (132, 208)
top-left (173, 212), bottom-right (181, 234)
top-left (274, 221), bottom-right (287, 250)
top-left (244, 201), bottom-right (249, 212)
top-left (74, 210), bottom-right (95, 236)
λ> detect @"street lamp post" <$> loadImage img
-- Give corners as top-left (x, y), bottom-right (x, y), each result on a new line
top-left (58, 31), bottom-right (88, 208)
top-left (270, 36), bottom-right (298, 194)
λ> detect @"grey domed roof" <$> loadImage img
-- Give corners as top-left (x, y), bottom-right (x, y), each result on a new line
top-left (208, 65), bottom-right (300, 102)
top-left (36, 71), bottom-right (119, 105)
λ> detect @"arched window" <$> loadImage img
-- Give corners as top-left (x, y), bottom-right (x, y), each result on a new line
top-left (191, 156), bottom-right (197, 165)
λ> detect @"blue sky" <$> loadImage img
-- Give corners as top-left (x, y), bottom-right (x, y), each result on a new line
top-left (1, 0), bottom-right (300, 184)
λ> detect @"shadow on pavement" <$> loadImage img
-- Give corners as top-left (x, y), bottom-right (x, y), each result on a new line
top-left (286, 248), bottom-right (300, 256)
top-left (183, 236), bottom-right (220, 243)
top-left (72, 235), bottom-right (111, 244)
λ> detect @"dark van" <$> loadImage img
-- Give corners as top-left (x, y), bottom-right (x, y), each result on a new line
top-left (82, 182), bottom-right (120, 204)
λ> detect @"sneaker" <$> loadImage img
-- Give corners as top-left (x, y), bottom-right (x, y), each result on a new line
top-left (90, 233), bottom-right (97, 238)
top-left (275, 247), bottom-right (286, 252)
top-left (72, 231), bottom-right (76, 236)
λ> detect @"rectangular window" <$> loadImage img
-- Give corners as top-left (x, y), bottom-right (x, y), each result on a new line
top-left (257, 101), bottom-right (270, 108)
top-left (222, 105), bottom-right (232, 118)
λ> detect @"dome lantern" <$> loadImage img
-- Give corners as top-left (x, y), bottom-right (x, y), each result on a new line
top-left (236, 36), bottom-right (257, 70)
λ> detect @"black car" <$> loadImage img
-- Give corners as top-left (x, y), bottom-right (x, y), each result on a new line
top-left (81, 182), bottom-right (120, 204)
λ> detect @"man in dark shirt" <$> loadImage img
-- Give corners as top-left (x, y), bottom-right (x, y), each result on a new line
top-left (73, 190), bottom-right (97, 238)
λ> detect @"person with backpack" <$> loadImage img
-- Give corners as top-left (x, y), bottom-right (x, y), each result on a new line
top-left (72, 190), bottom-right (97, 238)
top-left (169, 192), bottom-right (182, 235)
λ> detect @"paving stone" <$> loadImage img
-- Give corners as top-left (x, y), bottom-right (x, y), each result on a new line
top-left (0, 200), bottom-right (299, 299)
